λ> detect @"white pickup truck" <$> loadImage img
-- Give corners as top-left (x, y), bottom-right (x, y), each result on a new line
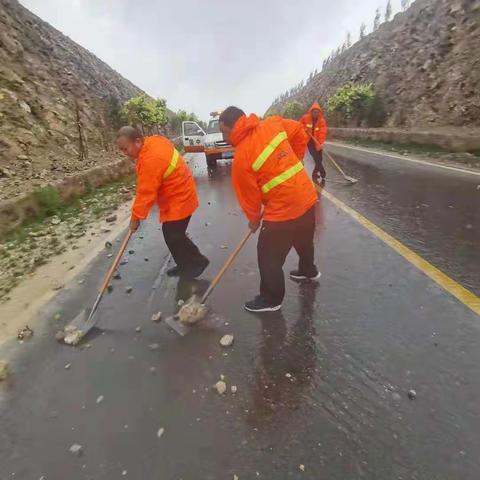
top-left (182, 112), bottom-right (234, 167)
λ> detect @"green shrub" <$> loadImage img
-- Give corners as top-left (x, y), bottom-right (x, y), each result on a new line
top-left (33, 186), bottom-right (62, 218)
top-left (327, 83), bottom-right (385, 127)
top-left (282, 101), bottom-right (306, 120)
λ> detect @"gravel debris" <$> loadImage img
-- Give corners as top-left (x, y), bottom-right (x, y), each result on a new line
top-left (135, 326), bottom-right (142, 333)
top-left (214, 380), bottom-right (227, 395)
top-left (96, 395), bottom-right (104, 404)
top-left (220, 334), bottom-right (234, 347)
top-left (105, 214), bottom-right (117, 223)
top-left (64, 363), bottom-right (71, 370)
top-left (231, 385), bottom-right (238, 394)
top-left (105, 241), bottom-right (113, 249)
top-left (408, 389), bottom-right (417, 400)
top-left (157, 427), bottom-right (165, 438)
top-left (177, 299), bottom-right (185, 306)
top-left (285, 373), bottom-right (292, 378)
top-left (128, 250), bottom-right (135, 254)
top-left (220, 245), bottom-right (228, 249)
top-left (299, 464), bottom-right (305, 472)
top-left (17, 325), bottom-right (33, 340)
top-left (125, 286), bottom-right (133, 294)
top-left (151, 312), bottom-right (162, 322)
top-left (113, 272), bottom-right (121, 280)
top-left (0, 361), bottom-right (9, 381)
top-left (54, 313), bottom-right (61, 321)
top-left (69, 444), bottom-right (83, 456)
top-left (149, 343), bottom-right (160, 350)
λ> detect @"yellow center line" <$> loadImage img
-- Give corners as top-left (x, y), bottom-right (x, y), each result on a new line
top-left (316, 185), bottom-right (480, 316)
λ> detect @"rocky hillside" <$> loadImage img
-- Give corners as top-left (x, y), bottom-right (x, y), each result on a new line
top-left (0, 0), bottom-right (145, 201)
top-left (267, 0), bottom-right (480, 128)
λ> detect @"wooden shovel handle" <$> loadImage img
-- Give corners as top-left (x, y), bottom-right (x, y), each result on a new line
top-left (99, 229), bottom-right (133, 293)
top-left (307, 133), bottom-right (349, 178)
top-left (201, 229), bottom-right (253, 303)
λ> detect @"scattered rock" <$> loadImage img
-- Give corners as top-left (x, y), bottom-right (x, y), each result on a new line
top-left (144, 257), bottom-right (149, 262)
top-left (408, 389), bottom-right (417, 400)
top-left (54, 313), bottom-right (61, 321)
top-left (231, 385), bottom-right (238, 394)
top-left (69, 444), bottom-right (83, 456)
top-left (220, 245), bottom-right (228, 249)
top-left (113, 272), bottom-right (121, 280)
top-left (0, 361), bottom-right (9, 381)
top-left (17, 325), bottom-right (33, 340)
top-left (299, 464), bottom-right (305, 472)
top-left (121, 470), bottom-right (127, 476)
top-left (157, 427), bottom-right (165, 438)
top-left (214, 380), bottom-right (227, 395)
top-left (177, 299), bottom-right (185, 306)
top-left (151, 312), bottom-right (162, 322)
top-left (220, 334), bottom-right (234, 347)
top-left (149, 343), bottom-right (160, 350)
top-left (120, 259), bottom-right (128, 266)
top-left (107, 284), bottom-right (114, 293)
top-left (125, 286), bottom-right (133, 294)
top-left (64, 363), bottom-right (71, 370)
top-left (128, 250), bottom-right (135, 255)
top-left (285, 373), bottom-right (292, 378)
top-left (50, 216), bottom-right (61, 225)
top-left (149, 366), bottom-right (156, 373)
top-left (55, 330), bottom-right (65, 342)
top-left (135, 326), bottom-right (142, 333)
top-left (220, 374), bottom-right (225, 380)
top-left (105, 214), bottom-right (117, 223)
top-left (234, 476), bottom-right (239, 480)
top-left (105, 241), bottom-right (113, 249)
top-left (78, 279), bottom-right (85, 285)
top-left (96, 395), bottom-right (104, 404)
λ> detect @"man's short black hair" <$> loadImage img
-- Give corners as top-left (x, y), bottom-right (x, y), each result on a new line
top-left (219, 106), bottom-right (245, 128)
top-left (116, 126), bottom-right (143, 141)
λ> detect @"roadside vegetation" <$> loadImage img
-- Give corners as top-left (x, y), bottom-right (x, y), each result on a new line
top-left (0, 177), bottom-right (135, 301)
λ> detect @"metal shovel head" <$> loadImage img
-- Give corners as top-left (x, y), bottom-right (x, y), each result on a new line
top-left (165, 315), bottom-right (191, 337)
top-left (346, 176), bottom-right (358, 184)
top-left (63, 308), bottom-right (96, 345)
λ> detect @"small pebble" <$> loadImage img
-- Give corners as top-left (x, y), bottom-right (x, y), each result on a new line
top-left (96, 395), bottom-right (104, 404)
top-left (64, 363), bottom-right (71, 370)
top-left (299, 464), bottom-right (305, 472)
top-left (214, 381), bottom-right (227, 395)
top-left (107, 253), bottom-right (113, 258)
top-left (151, 312), bottom-right (162, 322)
top-left (113, 272), bottom-right (121, 280)
top-left (105, 241), bottom-right (113, 248)
top-left (157, 427), bottom-right (165, 438)
top-left (121, 470), bottom-right (127, 476)
top-left (285, 373), bottom-right (292, 378)
top-left (149, 366), bottom-right (156, 373)
top-left (135, 326), bottom-right (142, 333)
top-left (128, 250), bottom-right (135, 254)
top-left (107, 285), bottom-right (114, 293)
top-left (69, 444), bottom-right (83, 456)
top-left (125, 286), bottom-right (133, 294)
top-left (220, 334), bottom-right (234, 347)
top-left (78, 279), bottom-right (85, 285)
top-left (54, 313), bottom-right (61, 321)
top-left (220, 374), bottom-right (225, 380)
top-left (149, 343), bottom-right (160, 350)
top-left (177, 299), bottom-right (185, 306)
top-left (0, 360), bottom-right (9, 381)
top-left (220, 245), bottom-right (228, 249)
top-left (231, 385), bottom-right (238, 394)
top-left (408, 389), bottom-right (417, 400)
top-left (144, 257), bottom-right (149, 262)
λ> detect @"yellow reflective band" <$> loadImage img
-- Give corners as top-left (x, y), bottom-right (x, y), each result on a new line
top-left (306, 124), bottom-right (313, 128)
top-left (261, 162), bottom-right (304, 194)
top-left (252, 131), bottom-right (288, 172)
top-left (164, 149), bottom-right (179, 179)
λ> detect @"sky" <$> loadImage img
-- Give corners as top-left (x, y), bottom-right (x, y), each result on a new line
top-left (20, 0), bottom-right (401, 120)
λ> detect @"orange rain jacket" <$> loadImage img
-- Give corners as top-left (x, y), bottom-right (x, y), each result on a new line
top-left (300, 102), bottom-right (328, 151)
top-left (230, 114), bottom-right (317, 224)
top-left (131, 136), bottom-right (198, 223)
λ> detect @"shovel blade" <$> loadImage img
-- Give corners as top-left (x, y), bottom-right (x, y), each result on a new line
top-left (165, 315), bottom-right (191, 337)
top-left (63, 308), bottom-right (97, 345)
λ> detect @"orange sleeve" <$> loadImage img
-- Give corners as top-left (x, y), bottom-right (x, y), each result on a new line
top-left (131, 152), bottom-right (163, 220)
top-left (317, 114), bottom-right (327, 146)
top-left (232, 149), bottom-right (262, 223)
top-left (282, 118), bottom-right (308, 161)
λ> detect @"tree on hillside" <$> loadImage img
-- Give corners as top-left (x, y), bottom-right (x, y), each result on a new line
top-left (373, 8), bottom-right (381, 30)
top-left (401, 0), bottom-right (411, 11)
top-left (282, 101), bottom-right (306, 120)
top-left (346, 31), bottom-right (352, 48)
top-left (385, 0), bottom-right (392, 21)
top-left (360, 22), bottom-right (366, 39)
top-left (121, 95), bottom-right (167, 134)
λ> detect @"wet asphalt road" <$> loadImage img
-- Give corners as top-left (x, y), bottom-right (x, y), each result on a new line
top-left (1, 151), bottom-right (480, 479)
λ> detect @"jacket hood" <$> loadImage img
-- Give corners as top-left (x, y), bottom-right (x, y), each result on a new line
top-left (230, 114), bottom-right (260, 146)
top-left (307, 102), bottom-right (322, 113)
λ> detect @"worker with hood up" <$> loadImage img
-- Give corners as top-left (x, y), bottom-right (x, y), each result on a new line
top-left (116, 126), bottom-right (209, 279)
top-left (300, 102), bottom-right (328, 183)
top-left (219, 107), bottom-right (320, 313)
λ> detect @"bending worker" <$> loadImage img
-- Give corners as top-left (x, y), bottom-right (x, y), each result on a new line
top-left (116, 126), bottom-right (209, 279)
top-left (300, 102), bottom-right (328, 182)
top-left (219, 107), bottom-right (320, 313)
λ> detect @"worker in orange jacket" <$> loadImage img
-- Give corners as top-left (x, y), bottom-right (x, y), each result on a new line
top-left (116, 126), bottom-right (209, 279)
top-left (300, 102), bottom-right (328, 182)
top-left (219, 107), bottom-right (320, 313)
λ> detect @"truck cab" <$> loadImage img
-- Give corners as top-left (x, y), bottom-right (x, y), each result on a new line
top-left (182, 112), bottom-right (234, 167)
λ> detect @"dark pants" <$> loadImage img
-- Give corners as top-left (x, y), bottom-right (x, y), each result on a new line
top-left (162, 216), bottom-right (206, 270)
top-left (257, 205), bottom-right (318, 305)
top-left (308, 141), bottom-right (326, 179)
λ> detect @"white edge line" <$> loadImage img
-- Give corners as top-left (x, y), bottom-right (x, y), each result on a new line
top-left (326, 141), bottom-right (480, 177)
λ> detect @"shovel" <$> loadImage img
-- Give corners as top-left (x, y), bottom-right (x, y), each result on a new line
top-left (308, 133), bottom-right (358, 185)
top-left (165, 229), bottom-right (254, 336)
top-left (63, 229), bottom-right (133, 345)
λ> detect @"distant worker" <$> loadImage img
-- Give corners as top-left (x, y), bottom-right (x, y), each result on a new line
top-left (300, 102), bottom-right (328, 183)
top-left (219, 107), bottom-right (320, 313)
top-left (116, 126), bottom-right (209, 279)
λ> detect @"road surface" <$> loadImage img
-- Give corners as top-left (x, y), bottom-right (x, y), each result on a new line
top-left (1, 149), bottom-right (479, 479)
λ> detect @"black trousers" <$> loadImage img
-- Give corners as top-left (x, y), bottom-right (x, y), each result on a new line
top-left (258, 205), bottom-right (318, 305)
top-left (308, 141), bottom-right (326, 179)
top-left (162, 216), bottom-right (206, 270)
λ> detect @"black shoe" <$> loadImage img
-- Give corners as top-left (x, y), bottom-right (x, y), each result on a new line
top-left (167, 265), bottom-right (181, 277)
top-left (289, 270), bottom-right (321, 281)
top-left (244, 296), bottom-right (282, 313)
top-left (182, 256), bottom-right (210, 279)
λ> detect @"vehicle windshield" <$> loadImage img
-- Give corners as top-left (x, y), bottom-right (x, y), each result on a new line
top-left (207, 119), bottom-right (220, 134)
